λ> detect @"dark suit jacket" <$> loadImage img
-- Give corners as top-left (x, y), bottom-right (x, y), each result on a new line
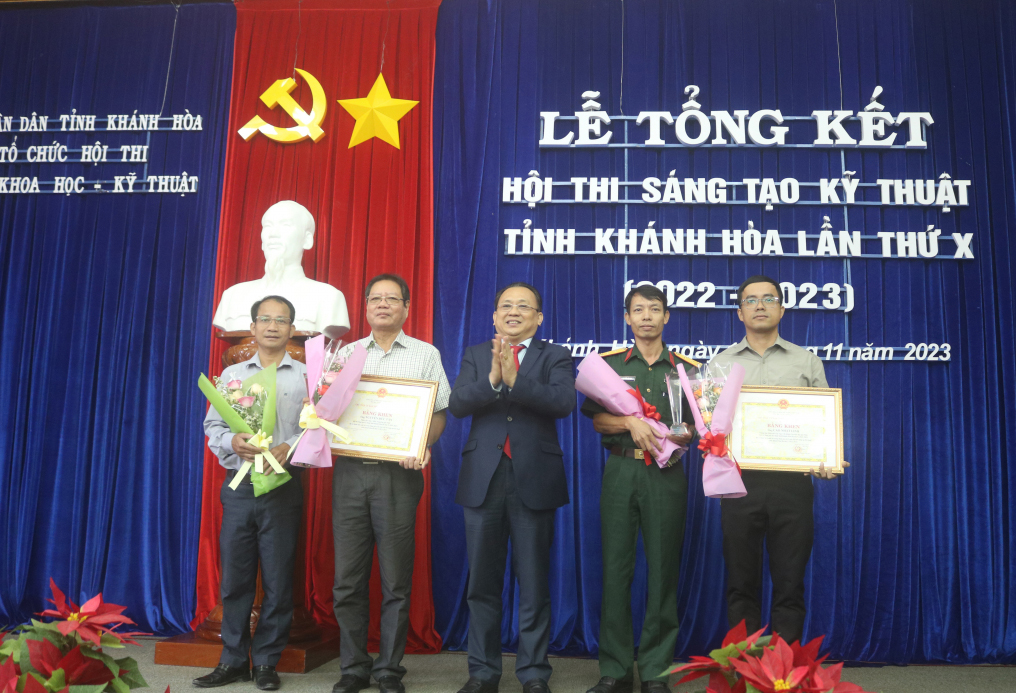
top-left (449, 338), bottom-right (576, 510)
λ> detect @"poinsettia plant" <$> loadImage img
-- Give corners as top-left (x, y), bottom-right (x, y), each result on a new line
top-left (0, 579), bottom-right (149, 693)
top-left (662, 621), bottom-right (875, 693)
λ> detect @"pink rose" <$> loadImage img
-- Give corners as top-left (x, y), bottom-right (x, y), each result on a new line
top-left (227, 379), bottom-right (242, 390)
top-left (236, 396), bottom-right (255, 407)
top-left (323, 372), bottom-right (338, 384)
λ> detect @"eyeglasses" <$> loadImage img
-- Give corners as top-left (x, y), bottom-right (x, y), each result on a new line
top-left (497, 303), bottom-right (537, 314)
top-left (739, 296), bottom-right (781, 307)
top-left (255, 316), bottom-right (292, 326)
top-left (366, 295), bottom-right (407, 307)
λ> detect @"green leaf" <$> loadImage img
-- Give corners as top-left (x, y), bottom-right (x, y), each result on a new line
top-left (707, 642), bottom-right (743, 668)
top-left (0, 639), bottom-right (17, 659)
top-left (112, 657), bottom-right (147, 689)
top-left (29, 620), bottom-right (60, 632)
top-left (80, 647), bottom-right (119, 676)
top-left (19, 638), bottom-right (36, 675)
top-left (70, 685), bottom-right (109, 693)
top-left (108, 676), bottom-right (130, 693)
top-left (98, 635), bottom-right (125, 649)
top-left (45, 668), bottom-right (66, 692)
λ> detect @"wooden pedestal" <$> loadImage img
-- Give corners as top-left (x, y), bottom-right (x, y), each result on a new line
top-left (154, 331), bottom-right (340, 674)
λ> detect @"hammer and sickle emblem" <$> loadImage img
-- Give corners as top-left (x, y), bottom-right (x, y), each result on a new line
top-left (238, 68), bottom-right (327, 143)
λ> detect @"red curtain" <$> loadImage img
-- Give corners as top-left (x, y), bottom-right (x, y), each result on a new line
top-left (193, 0), bottom-right (442, 654)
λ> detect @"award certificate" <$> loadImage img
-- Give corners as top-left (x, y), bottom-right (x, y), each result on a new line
top-left (728, 386), bottom-right (844, 473)
top-left (330, 375), bottom-right (438, 463)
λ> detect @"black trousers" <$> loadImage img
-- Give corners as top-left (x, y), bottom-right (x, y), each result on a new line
top-left (463, 454), bottom-right (556, 685)
top-left (219, 471), bottom-right (303, 668)
top-left (720, 471), bottom-right (814, 644)
top-left (332, 458), bottom-right (424, 681)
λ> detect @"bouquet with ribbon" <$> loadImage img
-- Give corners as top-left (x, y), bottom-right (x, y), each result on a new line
top-left (290, 335), bottom-right (367, 468)
top-left (677, 360), bottom-right (747, 498)
top-left (575, 352), bottom-right (685, 468)
top-left (198, 363), bottom-right (291, 496)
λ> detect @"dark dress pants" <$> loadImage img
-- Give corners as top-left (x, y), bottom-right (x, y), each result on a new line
top-left (720, 470), bottom-right (814, 644)
top-left (463, 454), bottom-right (555, 685)
top-left (332, 458), bottom-right (424, 681)
top-left (219, 470), bottom-right (303, 668)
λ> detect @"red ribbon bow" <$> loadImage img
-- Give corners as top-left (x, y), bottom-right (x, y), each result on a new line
top-left (627, 388), bottom-right (661, 421)
top-left (698, 431), bottom-right (729, 457)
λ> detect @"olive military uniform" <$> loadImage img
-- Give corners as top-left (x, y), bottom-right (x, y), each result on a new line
top-left (580, 345), bottom-right (695, 684)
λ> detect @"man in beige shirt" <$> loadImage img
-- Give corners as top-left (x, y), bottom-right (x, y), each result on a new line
top-left (711, 275), bottom-right (846, 645)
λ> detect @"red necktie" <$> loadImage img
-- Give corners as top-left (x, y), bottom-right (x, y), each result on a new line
top-left (503, 344), bottom-right (526, 458)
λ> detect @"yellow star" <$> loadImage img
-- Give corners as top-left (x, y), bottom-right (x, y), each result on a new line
top-left (337, 73), bottom-right (418, 149)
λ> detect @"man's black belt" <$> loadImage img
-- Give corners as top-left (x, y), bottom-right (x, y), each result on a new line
top-left (610, 445), bottom-right (646, 459)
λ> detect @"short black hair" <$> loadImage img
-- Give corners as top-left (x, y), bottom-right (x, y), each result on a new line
top-left (737, 275), bottom-right (781, 303)
top-left (624, 284), bottom-right (668, 312)
top-left (494, 282), bottom-right (543, 311)
top-left (251, 295), bottom-right (296, 323)
top-left (365, 273), bottom-right (410, 303)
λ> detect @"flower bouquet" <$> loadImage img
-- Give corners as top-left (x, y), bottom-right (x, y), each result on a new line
top-left (662, 620), bottom-right (874, 693)
top-left (677, 361), bottom-right (747, 498)
top-left (290, 336), bottom-right (367, 468)
top-left (198, 363), bottom-right (290, 496)
top-left (575, 352), bottom-right (685, 468)
top-left (0, 579), bottom-right (149, 693)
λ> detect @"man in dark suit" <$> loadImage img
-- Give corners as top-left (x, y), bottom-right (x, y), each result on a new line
top-left (449, 282), bottom-right (576, 693)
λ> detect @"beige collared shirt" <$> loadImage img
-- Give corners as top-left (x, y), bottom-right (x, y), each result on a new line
top-left (711, 335), bottom-right (828, 388)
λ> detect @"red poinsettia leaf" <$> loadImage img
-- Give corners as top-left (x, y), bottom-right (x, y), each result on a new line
top-left (46, 579), bottom-right (70, 615)
top-left (74, 625), bottom-right (103, 647)
top-left (722, 620), bottom-right (748, 648)
top-left (55, 622), bottom-right (77, 637)
top-left (78, 595), bottom-right (103, 615)
top-left (676, 670), bottom-right (712, 685)
top-left (730, 655), bottom-right (770, 692)
top-left (744, 626), bottom-right (768, 647)
top-left (0, 653), bottom-right (20, 682)
top-left (832, 682), bottom-right (872, 693)
top-left (787, 665), bottom-right (810, 688)
top-left (706, 671), bottom-right (733, 692)
top-left (27, 638), bottom-right (63, 677)
top-left (82, 613), bottom-right (132, 626)
top-left (672, 656), bottom-right (722, 674)
top-left (22, 673), bottom-right (50, 693)
top-left (57, 647), bottom-right (116, 686)
top-left (0, 677), bottom-right (17, 693)
top-left (774, 637), bottom-right (795, 676)
top-left (799, 664), bottom-right (836, 693)
top-left (822, 661), bottom-right (844, 683)
top-left (730, 678), bottom-right (747, 693)
top-left (89, 600), bottom-right (127, 616)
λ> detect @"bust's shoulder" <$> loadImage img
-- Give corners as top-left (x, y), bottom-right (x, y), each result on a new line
top-left (295, 276), bottom-right (342, 297)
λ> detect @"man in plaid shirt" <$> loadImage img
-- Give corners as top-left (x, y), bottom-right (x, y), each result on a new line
top-left (330, 274), bottom-right (451, 693)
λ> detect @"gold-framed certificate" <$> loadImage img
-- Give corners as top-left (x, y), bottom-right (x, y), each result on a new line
top-left (329, 375), bottom-right (438, 463)
top-left (728, 386), bottom-right (844, 474)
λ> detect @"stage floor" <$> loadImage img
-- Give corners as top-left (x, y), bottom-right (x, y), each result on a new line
top-left (134, 638), bottom-right (1012, 693)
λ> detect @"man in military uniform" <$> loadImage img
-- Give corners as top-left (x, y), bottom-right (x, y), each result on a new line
top-left (581, 285), bottom-right (696, 693)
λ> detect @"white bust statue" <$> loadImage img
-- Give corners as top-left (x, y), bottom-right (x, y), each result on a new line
top-left (212, 200), bottom-right (350, 339)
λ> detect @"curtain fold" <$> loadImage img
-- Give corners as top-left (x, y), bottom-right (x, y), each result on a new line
top-left (0, 2), bottom-right (236, 634)
top-left (431, 0), bottom-right (1016, 663)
